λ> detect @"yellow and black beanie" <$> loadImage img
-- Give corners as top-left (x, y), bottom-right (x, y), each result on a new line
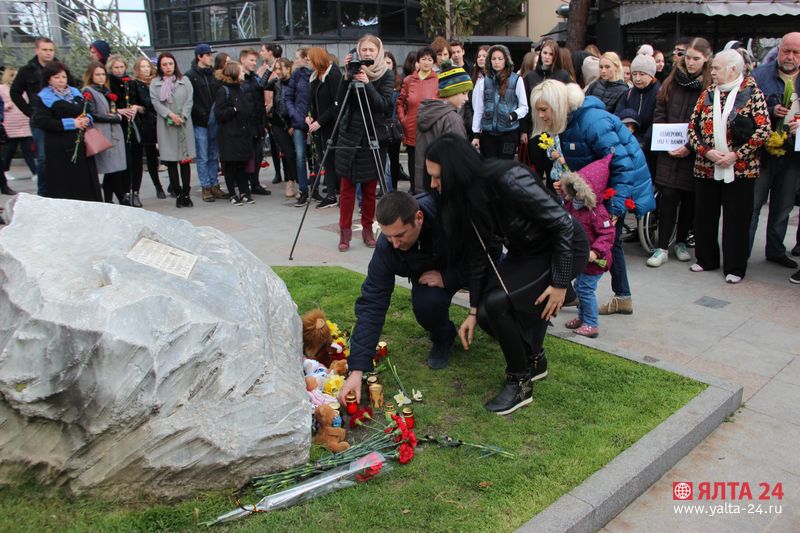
top-left (438, 61), bottom-right (473, 98)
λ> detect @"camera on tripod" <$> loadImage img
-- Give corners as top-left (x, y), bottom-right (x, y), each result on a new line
top-left (347, 47), bottom-right (374, 76)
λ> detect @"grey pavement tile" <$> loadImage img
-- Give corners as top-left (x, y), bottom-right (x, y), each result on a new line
top-left (697, 337), bottom-right (795, 380)
top-left (729, 318), bottom-right (800, 356)
top-left (775, 357), bottom-right (800, 387)
top-left (694, 296), bottom-right (731, 309)
top-left (683, 357), bottom-right (770, 402)
top-left (746, 379), bottom-right (800, 424)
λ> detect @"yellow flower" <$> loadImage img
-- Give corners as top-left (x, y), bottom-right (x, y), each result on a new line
top-left (765, 130), bottom-right (788, 157)
top-left (323, 375), bottom-right (345, 396)
top-left (326, 320), bottom-right (340, 337)
top-left (538, 132), bottom-right (555, 150)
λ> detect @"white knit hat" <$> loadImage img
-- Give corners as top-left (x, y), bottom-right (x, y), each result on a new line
top-left (637, 44), bottom-right (654, 57)
top-left (631, 54), bottom-right (656, 78)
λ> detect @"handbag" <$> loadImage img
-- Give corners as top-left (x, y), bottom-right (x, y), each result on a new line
top-left (471, 221), bottom-right (551, 313)
top-left (84, 127), bottom-right (113, 157)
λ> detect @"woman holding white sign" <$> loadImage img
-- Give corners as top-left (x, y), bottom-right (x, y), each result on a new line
top-left (648, 37), bottom-right (712, 267)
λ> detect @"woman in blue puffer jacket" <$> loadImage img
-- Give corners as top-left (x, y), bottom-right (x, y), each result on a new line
top-left (530, 80), bottom-right (654, 316)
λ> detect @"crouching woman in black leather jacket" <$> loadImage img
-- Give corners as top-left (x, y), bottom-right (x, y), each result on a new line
top-left (425, 134), bottom-right (589, 415)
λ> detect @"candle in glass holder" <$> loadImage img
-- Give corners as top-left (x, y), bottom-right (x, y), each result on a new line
top-left (344, 391), bottom-right (359, 415)
top-left (402, 407), bottom-right (415, 429)
top-left (384, 402), bottom-right (396, 417)
top-left (366, 375), bottom-right (379, 386)
top-left (375, 341), bottom-right (388, 359)
top-left (368, 383), bottom-right (384, 409)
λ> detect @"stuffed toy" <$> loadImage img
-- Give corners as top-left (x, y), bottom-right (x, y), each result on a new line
top-left (329, 359), bottom-right (348, 377)
top-left (301, 309), bottom-right (334, 366)
top-left (313, 403), bottom-right (350, 453)
top-left (306, 376), bottom-right (335, 407)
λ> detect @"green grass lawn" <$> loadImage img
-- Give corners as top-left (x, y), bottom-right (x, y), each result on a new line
top-left (0, 266), bottom-right (706, 532)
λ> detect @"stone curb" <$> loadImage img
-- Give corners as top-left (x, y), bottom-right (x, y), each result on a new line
top-left (514, 330), bottom-right (743, 533)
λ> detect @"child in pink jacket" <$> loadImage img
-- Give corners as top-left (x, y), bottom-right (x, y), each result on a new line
top-left (559, 154), bottom-right (616, 337)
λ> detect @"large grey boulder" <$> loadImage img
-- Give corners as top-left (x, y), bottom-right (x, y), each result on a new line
top-left (0, 194), bottom-right (310, 498)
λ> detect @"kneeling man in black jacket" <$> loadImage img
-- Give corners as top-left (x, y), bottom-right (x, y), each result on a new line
top-left (338, 191), bottom-right (465, 404)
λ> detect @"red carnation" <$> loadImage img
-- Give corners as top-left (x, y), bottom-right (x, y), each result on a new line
top-left (398, 442), bottom-right (414, 464)
top-left (260, 161), bottom-right (269, 168)
top-left (121, 76), bottom-right (131, 83)
top-left (180, 158), bottom-right (193, 164)
top-left (625, 198), bottom-right (636, 211)
top-left (354, 451), bottom-right (384, 482)
top-left (348, 406), bottom-right (373, 429)
top-left (82, 91), bottom-right (93, 101)
top-left (602, 187), bottom-right (616, 200)
top-left (107, 93), bottom-right (118, 102)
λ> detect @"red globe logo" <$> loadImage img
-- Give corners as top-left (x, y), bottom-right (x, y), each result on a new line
top-left (673, 482), bottom-right (693, 500)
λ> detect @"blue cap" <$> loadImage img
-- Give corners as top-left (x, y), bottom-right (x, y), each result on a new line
top-left (194, 43), bottom-right (216, 57)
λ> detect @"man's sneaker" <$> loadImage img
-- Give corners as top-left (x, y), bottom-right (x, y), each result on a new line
top-left (311, 189), bottom-right (324, 202)
top-left (598, 296), bottom-right (633, 315)
top-left (646, 248), bottom-right (668, 267)
top-left (230, 195), bottom-right (243, 206)
top-left (210, 184), bottom-right (228, 199)
top-left (790, 269), bottom-right (800, 284)
top-left (791, 244), bottom-right (800, 257)
top-left (484, 374), bottom-right (533, 415)
top-left (689, 263), bottom-right (705, 272)
top-left (767, 255), bottom-right (798, 269)
top-left (272, 175), bottom-right (282, 184)
top-left (251, 184), bottom-right (271, 195)
top-left (725, 274), bottom-right (743, 284)
top-left (674, 242), bottom-right (691, 262)
top-left (427, 341), bottom-right (452, 370)
top-left (285, 181), bottom-right (296, 198)
top-left (241, 194), bottom-right (255, 204)
top-left (295, 190), bottom-right (308, 207)
top-left (316, 195), bottom-right (337, 209)
top-left (685, 231), bottom-right (696, 248)
top-left (575, 324), bottom-right (599, 338)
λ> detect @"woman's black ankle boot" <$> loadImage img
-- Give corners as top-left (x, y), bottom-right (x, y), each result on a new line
top-left (484, 373), bottom-right (533, 415)
top-left (527, 350), bottom-right (548, 382)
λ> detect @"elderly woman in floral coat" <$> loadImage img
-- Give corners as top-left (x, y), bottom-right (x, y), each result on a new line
top-left (687, 49), bottom-right (770, 284)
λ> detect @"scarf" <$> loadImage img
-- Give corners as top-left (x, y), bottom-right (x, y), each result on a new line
top-left (712, 74), bottom-right (744, 183)
top-left (53, 86), bottom-right (74, 100)
top-left (159, 75), bottom-right (177, 104)
top-left (675, 67), bottom-right (703, 90)
top-left (359, 38), bottom-right (388, 82)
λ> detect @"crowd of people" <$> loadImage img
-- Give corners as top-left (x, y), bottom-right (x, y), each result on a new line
top-left (0, 31), bottom-right (798, 414)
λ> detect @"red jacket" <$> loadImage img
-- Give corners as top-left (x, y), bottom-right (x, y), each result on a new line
top-left (396, 71), bottom-right (438, 147)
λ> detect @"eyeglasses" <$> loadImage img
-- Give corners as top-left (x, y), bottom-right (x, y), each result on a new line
top-left (673, 49), bottom-right (686, 57)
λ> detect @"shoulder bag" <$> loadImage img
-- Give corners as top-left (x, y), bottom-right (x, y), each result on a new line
top-left (84, 126), bottom-right (113, 157)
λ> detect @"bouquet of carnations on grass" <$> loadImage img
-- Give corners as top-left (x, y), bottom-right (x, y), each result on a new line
top-left (203, 452), bottom-right (392, 526)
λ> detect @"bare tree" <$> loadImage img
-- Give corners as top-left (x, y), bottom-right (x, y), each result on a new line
top-left (566, 0), bottom-right (591, 51)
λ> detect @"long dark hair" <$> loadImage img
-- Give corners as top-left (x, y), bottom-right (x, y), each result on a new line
top-left (471, 45), bottom-right (490, 84)
top-left (156, 52), bottom-right (182, 79)
top-left (424, 134), bottom-right (517, 260)
top-left (487, 45), bottom-right (514, 96)
top-left (659, 37), bottom-right (712, 102)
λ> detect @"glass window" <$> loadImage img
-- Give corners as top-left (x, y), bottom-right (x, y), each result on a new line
top-left (340, 1), bottom-right (378, 39)
top-left (291, 0), bottom-right (310, 36)
top-left (277, 0), bottom-right (290, 37)
top-left (379, 1), bottom-right (404, 40)
top-left (119, 12), bottom-right (151, 47)
top-left (156, 0), bottom-right (187, 8)
top-left (311, 0), bottom-right (338, 37)
top-left (406, 1), bottom-right (424, 41)
top-left (228, 1), bottom-right (270, 40)
top-left (189, 5), bottom-right (230, 42)
top-left (117, 0), bottom-right (146, 9)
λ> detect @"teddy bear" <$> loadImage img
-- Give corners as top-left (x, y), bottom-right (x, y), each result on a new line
top-left (328, 359), bottom-right (348, 377)
top-left (313, 403), bottom-right (350, 453)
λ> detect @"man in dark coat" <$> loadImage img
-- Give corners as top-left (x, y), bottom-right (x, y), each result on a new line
top-left (337, 192), bottom-right (467, 406)
top-left (749, 32), bottom-right (800, 269)
top-left (10, 37), bottom-right (58, 195)
top-left (187, 43), bottom-right (226, 202)
top-left (239, 47), bottom-right (270, 195)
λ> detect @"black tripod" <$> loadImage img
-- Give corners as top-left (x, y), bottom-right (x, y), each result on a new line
top-left (289, 80), bottom-right (388, 260)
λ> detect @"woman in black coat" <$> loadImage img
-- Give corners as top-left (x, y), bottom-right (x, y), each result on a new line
top-left (32, 61), bottom-right (101, 202)
top-left (132, 57), bottom-right (165, 199)
top-left (585, 52), bottom-right (629, 112)
top-left (307, 47), bottom-right (343, 208)
top-left (334, 34), bottom-right (394, 252)
top-left (215, 61), bottom-right (255, 205)
top-left (425, 134), bottom-right (589, 415)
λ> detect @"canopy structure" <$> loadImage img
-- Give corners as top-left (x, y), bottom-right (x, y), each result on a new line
top-left (620, 0), bottom-right (800, 26)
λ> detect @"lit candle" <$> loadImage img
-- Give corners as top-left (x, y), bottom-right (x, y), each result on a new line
top-left (402, 407), bottom-right (415, 429)
top-left (345, 391), bottom-right (359, 415)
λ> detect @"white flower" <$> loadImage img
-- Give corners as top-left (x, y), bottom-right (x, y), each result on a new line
top-left (393, 392), bottom-right (412, 406)
top-left (412, 389), bottom-right (423, 402)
